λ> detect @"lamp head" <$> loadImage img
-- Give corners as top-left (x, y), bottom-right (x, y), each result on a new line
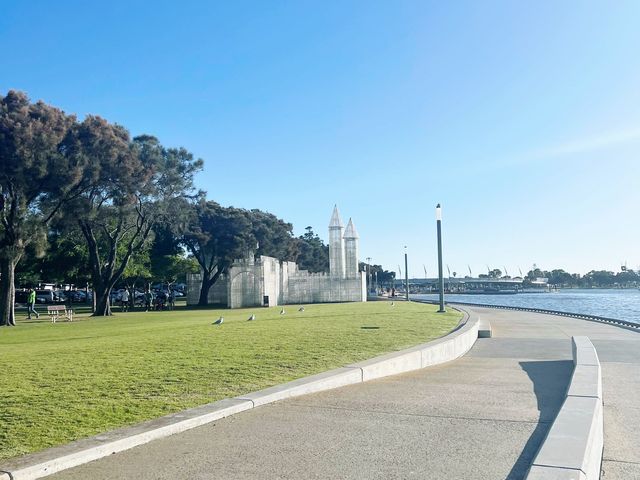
top-left (435, 204), bottom-right (442, 221)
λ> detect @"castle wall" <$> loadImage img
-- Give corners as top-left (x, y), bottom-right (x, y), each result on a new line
top-left (262, 256), bottom-right (280, 307)
top-left (227, 257), bottom-right (263, 308)
top-left (187, 262), bottom-right (366, 308)
top-left (186, 207), bottom-right (366, 309)
top-left (186, 273), bottom-right (228, 306)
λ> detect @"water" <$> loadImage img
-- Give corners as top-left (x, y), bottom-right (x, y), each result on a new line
top-left (413, 289), bottom-right (640, 324)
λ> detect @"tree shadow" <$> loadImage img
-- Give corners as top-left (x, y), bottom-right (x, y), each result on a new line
top-left (506, 360), bottom-right (573, 480)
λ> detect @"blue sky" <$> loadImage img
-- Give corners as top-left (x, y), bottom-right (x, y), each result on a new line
top-left (2, 1), bottom-right (639, 276)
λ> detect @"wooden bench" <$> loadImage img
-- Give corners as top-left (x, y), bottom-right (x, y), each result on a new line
top-left (47, 305), bottom-right (73, 323)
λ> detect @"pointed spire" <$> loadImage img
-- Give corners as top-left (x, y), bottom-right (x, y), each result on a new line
top-left (329, 204), bottom-right (343, 228)
top-left (343, 218), bottom-right (359, 239)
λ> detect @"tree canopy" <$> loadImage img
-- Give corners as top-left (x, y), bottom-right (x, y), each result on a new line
top-left (182, 201), bottom-right (303, 305)
top-left (1, 91), bottom-right (204, 321)
top-left (0, 91), bottom-right (86, 324)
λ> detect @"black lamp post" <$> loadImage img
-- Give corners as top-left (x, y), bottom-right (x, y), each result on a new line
top-left (404, 246), bottom-right (409, 302)
top-left (436, 204), bottom-right (445, 312)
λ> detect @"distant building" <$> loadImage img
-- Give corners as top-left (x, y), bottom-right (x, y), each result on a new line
top-left (186, 205), bottom-right (367, 308)
top-left (401, 276), bottom-right (550, 294)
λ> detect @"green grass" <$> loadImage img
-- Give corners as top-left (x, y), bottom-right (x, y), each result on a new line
top-left (0, 301), bottom-right (460, 461)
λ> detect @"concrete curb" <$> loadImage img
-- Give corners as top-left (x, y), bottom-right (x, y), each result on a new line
top-left (236, 366), bottom-right (363, 407)
top-left (478, 316), bottom-right (492, 338)
top-left (0, 398), bottom-right (252, 480)
top-left (525, 336), bottom-right (604, 480)
top-left (0, 306), bottom-right (480, 480)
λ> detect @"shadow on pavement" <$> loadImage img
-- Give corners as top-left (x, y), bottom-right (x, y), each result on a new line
top-left (506, 360), bottom-right (573, 480)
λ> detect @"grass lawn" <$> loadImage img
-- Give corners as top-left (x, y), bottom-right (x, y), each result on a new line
top-left (0, 301), bottom-right (461, 461)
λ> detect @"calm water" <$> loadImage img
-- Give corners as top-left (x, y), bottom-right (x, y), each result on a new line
top-left (413, 289), bottom-right (640, 324)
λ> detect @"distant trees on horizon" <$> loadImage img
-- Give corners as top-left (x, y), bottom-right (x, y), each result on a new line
top-left (475, 266), bottom-right (639, 288)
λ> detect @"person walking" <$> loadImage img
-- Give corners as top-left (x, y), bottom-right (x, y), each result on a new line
top-left (121, 288), bottom-right (130, 312)
top-left (27, 288), bottom-right (39, 319)
top-left (168, 288), bottom-right (176, 310)
top-left (144, 289), bottom-right (154, 312)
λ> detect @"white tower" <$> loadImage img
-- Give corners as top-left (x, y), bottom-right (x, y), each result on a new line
top-left (329, 205), bottom-right (345, 278)
top-left (343, 218), bottom-right (359, 279)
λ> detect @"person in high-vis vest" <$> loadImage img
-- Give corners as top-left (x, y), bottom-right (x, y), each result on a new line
top-left (27, 288), bottom-right (39, 319)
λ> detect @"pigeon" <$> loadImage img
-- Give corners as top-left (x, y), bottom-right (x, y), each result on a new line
top-left (298, 306), bottom-right (305, 312)
top-left (213, 316), bottom-right (224, 325)
top-left (280, 308), bottom-right (286, 315)
top-left (247, 314), bottom-right (256, 321)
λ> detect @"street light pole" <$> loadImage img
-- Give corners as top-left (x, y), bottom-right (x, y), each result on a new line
top-left (436, 204), bottom-right (445, 312)
top-left (366, 257), bottom-right (372, 294)
top-left (404, 246), bottom-right (409, 302)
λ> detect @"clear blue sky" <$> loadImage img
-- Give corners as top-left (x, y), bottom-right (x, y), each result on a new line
top-left (2, 1), bottom-right (639, 276)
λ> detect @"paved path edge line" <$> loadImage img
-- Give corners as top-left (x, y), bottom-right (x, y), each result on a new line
top-left (525, 336), bottom-right (604, 480)
top-left (0, 306), bottom-right (479, 480)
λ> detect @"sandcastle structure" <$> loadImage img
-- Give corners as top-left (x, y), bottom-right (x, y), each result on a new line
top-left (186, 206), bottom-right (367, 308)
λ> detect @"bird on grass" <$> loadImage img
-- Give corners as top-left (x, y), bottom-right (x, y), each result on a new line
top-left (298, 306), bottom-right (305, 312)
top-left (280, 308), bottom-right (286, 315)
top-left (213, 316), bottom-right (224, 325)
top-left (390, 302), bottom-right (395, 307)
top-left (247, 314), bottom-right (256, 321)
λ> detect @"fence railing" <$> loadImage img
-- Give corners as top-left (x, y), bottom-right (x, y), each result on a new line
top-left (413, 299), bottom-right (640, 330)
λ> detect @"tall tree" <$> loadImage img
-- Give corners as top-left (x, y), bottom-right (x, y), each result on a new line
top-left (15, 226), bottom-right (90, 288)
top-left (294, 226), bottom-right (329, 273)
top-left (182, 201), bottom-right (256, 306)
top-left (63, 127), bottom-right (202, 316)
top-left (248, 209), bottom-right (296, 261)
top-left (149, 223), bottom-right (183, 281)
top-left (183, 203), bottom-right (299, 305)
top-left (0, 91), bottom-right (83, 326)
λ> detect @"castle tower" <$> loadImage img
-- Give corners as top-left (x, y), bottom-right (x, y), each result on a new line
top-left (329, 205), bottom-right (345, 278)
top-left (343, 218), bottom-right (359, 279)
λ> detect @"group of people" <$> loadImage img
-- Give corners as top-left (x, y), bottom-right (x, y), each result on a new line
top-left (22, 286), bottom-right (179, 318)
top-left (120, 288), bottom-right (176, 312)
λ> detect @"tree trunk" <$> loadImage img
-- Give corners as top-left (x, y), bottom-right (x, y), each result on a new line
top-left (93, 283), bottom-right (113, 316)
top-left (0, 256), bottom-right (17, 326)
top-left (198, 275), bottom-right (215, 306)
top-left (93, 278), bottom-right (113, 317)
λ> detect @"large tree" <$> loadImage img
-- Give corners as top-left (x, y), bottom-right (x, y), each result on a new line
top-left (183, 203), bottom-right (299, 306)
top-left (294, 226), bottom-right (329, 273)
top-left (248, 209), bottom-right (296, 261)
top-left (182, 201), bottom-right (255, 306)
top-left (15, 226), bottom-right (90, 288)
top-left (0, 91), bottom-right (85, 326)
top-left (63, 126), bottom-right (202, 316)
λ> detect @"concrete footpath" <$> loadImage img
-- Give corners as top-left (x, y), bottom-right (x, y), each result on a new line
top-left (49, 307), bottom-right (640, 480)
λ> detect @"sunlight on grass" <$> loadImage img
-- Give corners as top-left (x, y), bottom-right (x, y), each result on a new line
top-left (0, 301), bottom-right (460, 460)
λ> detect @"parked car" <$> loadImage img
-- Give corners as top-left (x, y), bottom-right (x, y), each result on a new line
top-left (35, 290), bottom-right (55, 304)
top-left (14, 290), bottom-right (28, 304)
top-left (54, 290), bottom-right (67, 302)
top-left (110, 289), bottom-right (124, 304)
top-left (68, 290), bottom-right (93, 303)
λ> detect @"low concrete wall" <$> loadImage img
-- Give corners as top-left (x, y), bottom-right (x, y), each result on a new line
top-left (349, 309), bottom-right (479, 381)
top-left (0, 307), bottom-right (480, 480)
top-left (525, 336), bottom-right (603, 480)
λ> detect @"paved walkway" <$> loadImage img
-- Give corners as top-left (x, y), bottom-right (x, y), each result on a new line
top-left (51, 307), bottom-right (640, 479)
